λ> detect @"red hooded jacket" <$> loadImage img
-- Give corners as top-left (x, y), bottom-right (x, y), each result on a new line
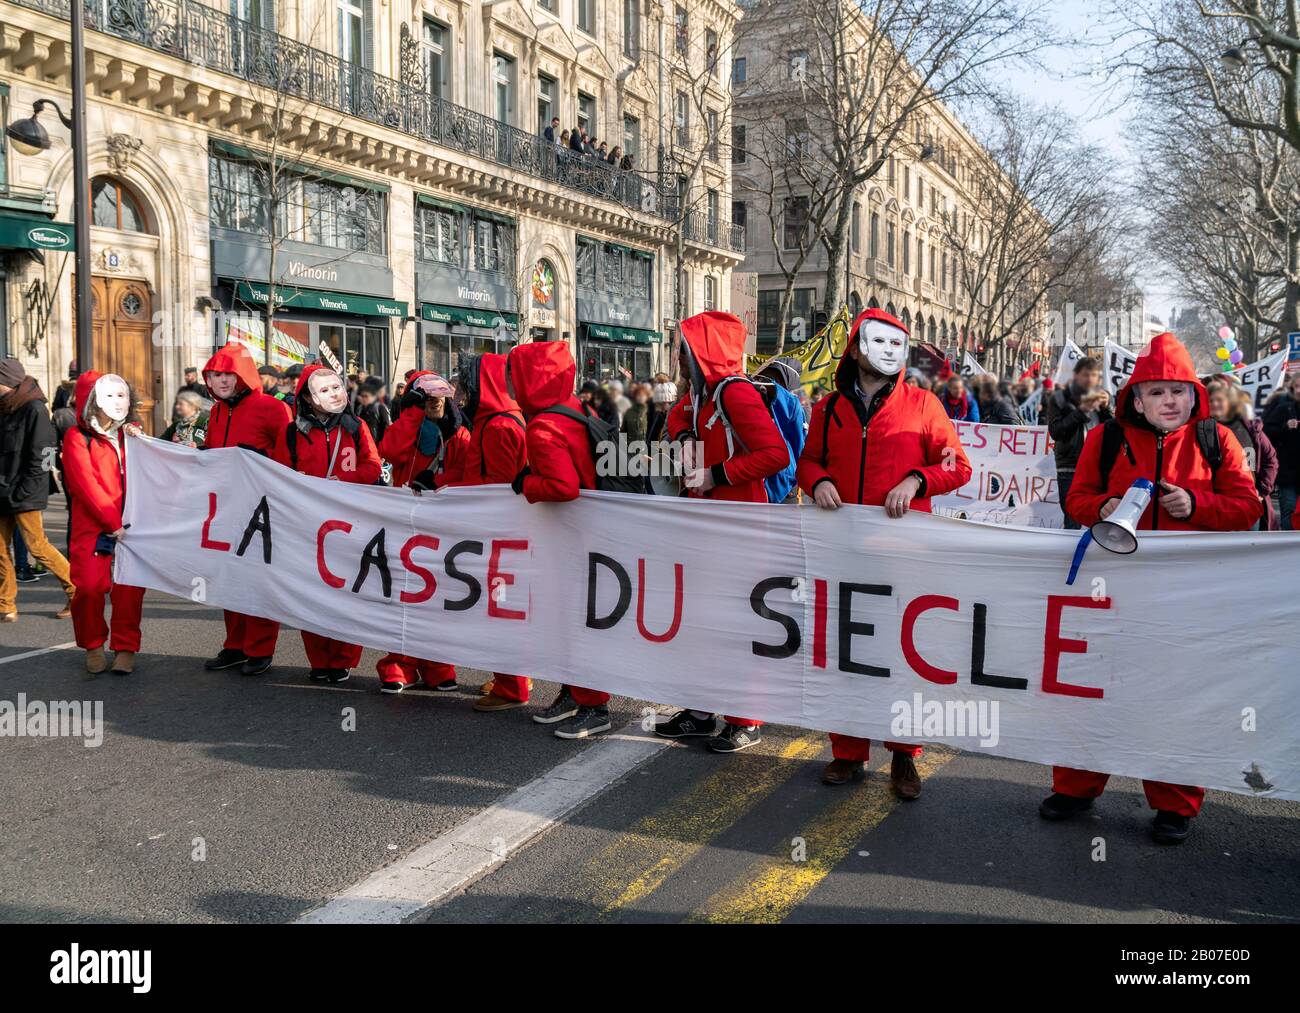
top-left (798, 308), bottom-right (971, 508)
top-left (202, 342), bottom-right (291, 453)
top-left (507, 341), bottom-right (596, 503)
top-left (449, 353), bottom-right (527, 487)
top-left (62, 371), bottom-right (129, 543)
top-left (378, 370), bottom-right (470, 488)
top-left (666, 312), bottom-right (789, 503)
top-left (1066, 331), bottom-right (1262, 531)
top-left (271, 364), bottom-right (381, 484)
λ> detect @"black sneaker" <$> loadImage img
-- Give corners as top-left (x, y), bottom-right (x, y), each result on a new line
top-left (241, 656), bottom-right (273, 676)
top-left (707, 723), bottom-right (762, 754)
top-left (308, 669), bottom-right (329, 682)
top-left (379, 679), bottom-right (408, 695)
top-left (532, 689), bottom-right (578, 725)
top-left (553, 706), bottom-right (612, 740)
top-left (1151, 810), bottom-right (1192, 845)
top-left (326, 668), bottom-right (350, 685)
top-left (655, 710), bottom-right (718, 739)
top-left (14, 570), bottom-right (39, 584)
top-left (1039, 793), bottom-right (1095, 821)
top-left (205, 648), bottom-right (248, 671)
top-left (433, 678), bottom-right (459, 692)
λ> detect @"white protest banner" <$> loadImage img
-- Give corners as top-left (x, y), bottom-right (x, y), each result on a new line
top-left (931, 423), bottom-right (1061, 528)
top-left (117, 439), bottom-right (1300, 800)
top-left (1052, 339), bottom-right (1086, 387)
top-left (1102, 340), bottom-right (1137, 397)
top-left (1236, 349), bottom-right (1289, 412)
top-left (960, 351), bottom-right (992, 378)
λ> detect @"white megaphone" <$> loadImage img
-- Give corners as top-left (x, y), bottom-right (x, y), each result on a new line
top-left (1090, 478), bottom-right (1155, 555)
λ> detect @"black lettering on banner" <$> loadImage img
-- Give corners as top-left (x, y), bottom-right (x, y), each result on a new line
top-left (352, 528), bottom-right (393, 598)
top-left (443, 540), bottom-right (483, 611)
top-left (750, 576), bottom-right (801, 659)
top-left (587, 553), bottom-right (632, 630)
top-left (839, 583), bottom-right (892, 678)
top-left (970, 602), bottom-right (1029, 690)
top-left (235, 496), bottom-right (273, 564)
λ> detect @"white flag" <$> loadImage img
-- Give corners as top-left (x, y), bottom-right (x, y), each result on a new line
top-left (1052, 339), bottom-right (1086, 387)
top-left (960, 351), bottom-right (992, 378)
top-left (1102, 340), bottom-right (1138, 396)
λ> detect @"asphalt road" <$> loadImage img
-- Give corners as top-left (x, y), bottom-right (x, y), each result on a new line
top-left (1, 506), bottom-right (1297, 924)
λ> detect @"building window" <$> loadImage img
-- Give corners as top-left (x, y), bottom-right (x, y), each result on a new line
top-left (623, 0), bottom-right (640, 59)
top-left (732, 200), bottom-right (747, 249)
top-left (783, 195), bottom-right (809, 250)
top-left (298, 177), bottom-right (385, 253)
top-left (416, 202), bottom-right (462, 266)
top-left (493, 53), bottom-right (515, 124)
top-left (869, 211), bottom-right (879, 258)
top-left (886, 221), bottom-right (896, 267)
top-left (731, 124), bottom-right (747, 164)
top-left (704, 275), bottom-right (717, 310)
top-left (941, 250), bottom-right (948, 291)
top-left (789, 50), bottom-right (808, 80)
top-left (903, 165), bottom-right (910, 201)
top-left (916, 236), bottom-right (925, 280)
top-left (422, 18), bottom-right (448, 99)
top-left (785, 118), bottom-right (809, 160)
top-left (706, 28), bottom-right (719, 77)
top-left (473, 213), bottom-right (514, 275)
top-left (733, 56), bottom-right (747, 85)
top-left (578, 92), bottom-right (596, 137)
top-left (706, 109), bottom-right (720, 161)
top-left (578, 0), bottom-right (596, 36)
top-left (623, 114), bottom-right (641, 161)
top-left (92, 177), bottom-right (149, 232)
top-left (758, 288), bottom-right (815, 339)
top-left (336, 0), bottom-right (369, 68)
top-left (603, 244), bottom-right (625, 290)
top-left (902, 231), bottom-right (911, 275)
top-left (538, 74), bottom-right (556, 133)
top-left (675, 5), bottom-right (688, 54)
top-left (576, 237), bottom-right (598, 286)
top-left (851, 202), bottom-right (861, 254)
top-left (930, 245), bottom-right (936, 283)
top-left (707, 188), bottom-right (719, 242)
top-left (675, 91), bottom-right (689, 148)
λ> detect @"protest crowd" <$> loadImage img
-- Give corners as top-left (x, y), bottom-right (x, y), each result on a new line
top-left (1, 307), bottom-right (1295, 847)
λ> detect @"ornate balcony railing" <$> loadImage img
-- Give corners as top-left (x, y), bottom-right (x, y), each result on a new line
top-left (8, 0), bottom-right (747, 251)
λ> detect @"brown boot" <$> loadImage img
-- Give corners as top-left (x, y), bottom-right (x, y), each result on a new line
top-left (1, 612), bottom-right (16, 623)
top-left (890, 751), bottom-right (922, 800)
top-left (111, 650), bottom-right (136, 675)
top-left (56, 598), bottom-right (72, 619)
top-left (473, 693), bottom-right (526, 713)
top-left (822, 758), bottom-right (866, 786)
top-left (85, 646), bottom-right (108, 674)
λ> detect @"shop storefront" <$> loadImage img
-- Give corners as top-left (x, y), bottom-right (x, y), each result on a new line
top-left (0, 212), bottom-right (73, 360)
top-left (575, 235), bottom-right (659, 382)
top-left (414, 195), bottom-right (519, 377)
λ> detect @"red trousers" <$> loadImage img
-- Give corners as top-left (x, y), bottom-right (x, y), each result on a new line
top-left (70, 551), bottom-right (143, 652)
top-left (1053, 766), bottom-right (1205, 818)
top-left (376, 654), bottom-right (456, 688)
top-left (223, 611), bottom-right (279, 657)
top-left (570, 685), bottom-right (609, 707)
top-left (491, 674), bottom-right (530, 703)
top-left (830, 734), bottom-right (923, 763)
top-left (302, 632), bottom-right (362, 670)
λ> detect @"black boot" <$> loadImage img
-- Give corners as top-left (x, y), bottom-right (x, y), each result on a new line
top-left (1039, 793), bottom-right (1094, 821)
top-left (1151, 810), bottom-right (1192, 845)
top-left (205, 648), bottom-right (248, 671)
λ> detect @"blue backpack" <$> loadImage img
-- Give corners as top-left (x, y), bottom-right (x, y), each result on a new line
top-left (708, 377), bottom-right (808, 503)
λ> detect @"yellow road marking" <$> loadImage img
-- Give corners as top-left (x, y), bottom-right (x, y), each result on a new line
top-left (592, 732), bottom-right (827, 916)
top-left (686, 747), bottom-right (957, 924)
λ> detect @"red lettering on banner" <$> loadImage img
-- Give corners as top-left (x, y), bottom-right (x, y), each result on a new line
top-left (487, 539), bottom-right (528, 620)
top-left (201, 492), bottom-right (231, 552)
top-left (1042, 595), bottom-right (1111, 699)
top-left (316, 520), bottom-right (352, 589)
top-left (901, 594), bottom-right (961, 683)
top-left (399, 535), bottom-right (441, 604)
top-left (636, 559), bottom-right (684, 643)
top-left (813, 578), bottom-right (828, 668)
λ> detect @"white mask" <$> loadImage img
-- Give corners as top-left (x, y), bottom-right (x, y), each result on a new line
top-left (307, 369), bottom-right (348, 415)
top-left (93, 374), bottom-right (131, 422)
top-left (858, 319), bottom-right (909, 376)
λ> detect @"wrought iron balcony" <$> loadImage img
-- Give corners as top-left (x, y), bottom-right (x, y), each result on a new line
top-left (8, 0), bottom-right (745, 250)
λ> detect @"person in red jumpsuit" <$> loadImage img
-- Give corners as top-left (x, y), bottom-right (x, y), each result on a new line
top-left (202, 341), bottom-right (292, 676)
top-left (797, 308), bottom-right (972, 797)
top-left (62, 371), bottom-right (146, 675)
top-left (505, 340), bottom-right (610, 740)
top-left (434, 353), bottom-right (534, 714)
top-left (374, 371), bottom-right (470, 693)
top-left (653, 311), bottom-right (790, 754)
top-left (1044, 331), bottom-right (1262, 844)
top-left (272, 364), bottom-right (381, 683)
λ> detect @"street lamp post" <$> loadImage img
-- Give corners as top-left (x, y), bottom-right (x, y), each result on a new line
top-left (4, 5), bottom-right (93, 374)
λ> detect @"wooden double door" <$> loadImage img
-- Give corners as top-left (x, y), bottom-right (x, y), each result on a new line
top-left (73, 275), bottom-right (158, 434)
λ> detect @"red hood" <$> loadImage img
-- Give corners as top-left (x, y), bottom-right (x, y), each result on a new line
top-left (680, 312), bottom-right (747, 390)
top-left (835, 308), bottom-right (911, 392)
top-left (73, 370), bottom-right (103, 430)
top-left (507, 341), bottom-right (576, 416)
top-left (203, 341), bottom-right (262, 397)
top-left (476, 353), bottom-right (520, 417)
top-left (1117, 331), bottom-right (1209, 424)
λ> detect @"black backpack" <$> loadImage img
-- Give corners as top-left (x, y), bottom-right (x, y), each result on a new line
top-left (538, 404), bottom-right (646, 494)
top-left (1097, 417), bottom-right (1222, 486)
top-left (476, 411), bottom-right (527, 480)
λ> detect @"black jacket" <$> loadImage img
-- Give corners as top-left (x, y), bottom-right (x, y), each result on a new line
top-left (1263, 392), bottom-right (1300, 487)
top-left (1042, 382), bottom-right (1112, 472)
top-left (357, 400), bottom-right (391, 446)
top-left (979, 395), bottom-right (1022, 426)
top-left (0, 378), bottom-right (57, 514)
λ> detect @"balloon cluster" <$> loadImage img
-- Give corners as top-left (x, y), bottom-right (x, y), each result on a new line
top-left (1216, 326), bottom-right (1245, 372)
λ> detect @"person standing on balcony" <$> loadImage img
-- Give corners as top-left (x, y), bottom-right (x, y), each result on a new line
top-left (544, 116), bottom-right (560, 144)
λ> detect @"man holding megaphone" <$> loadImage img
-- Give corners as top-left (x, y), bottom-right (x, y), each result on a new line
top-left (1041, 332), bottom-right (1262, 844)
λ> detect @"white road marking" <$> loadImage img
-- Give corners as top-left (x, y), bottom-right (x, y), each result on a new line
top-left (296, 723), bottom-right (671, 924)
top-left (0, 642), bottom-right (77, 667)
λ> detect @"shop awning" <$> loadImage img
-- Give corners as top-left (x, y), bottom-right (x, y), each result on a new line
top-left (421, 302), bottom-right (518, 329)
top-left (582, 322), bottom-right (661, 344)
top-left (234, 281), bottom-right (408, 318)
top-left (0, 212), bottom-right (73, 251)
